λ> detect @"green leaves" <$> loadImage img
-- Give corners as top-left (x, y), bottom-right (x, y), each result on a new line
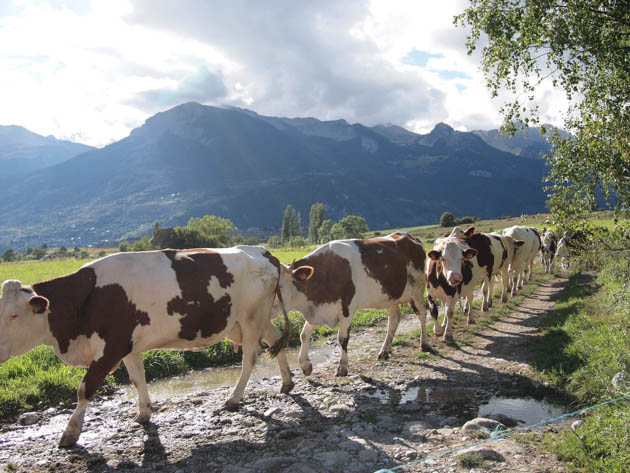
top-left (458, 0), bottom-right (630, 218)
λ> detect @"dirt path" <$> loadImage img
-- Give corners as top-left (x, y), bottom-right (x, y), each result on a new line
top-left (0, 275), bottom-right (571, 473)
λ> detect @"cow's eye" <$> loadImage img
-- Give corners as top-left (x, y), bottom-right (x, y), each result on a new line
top-left (10, 314), bottom-right (18, 319)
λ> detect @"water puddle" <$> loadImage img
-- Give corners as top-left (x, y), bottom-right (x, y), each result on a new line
top-left (127, 341), bottom-right (334, 401)
top-left (478, 397), bottom-right (566, 425)
top-left (401, 386), bottom-right (476, 405)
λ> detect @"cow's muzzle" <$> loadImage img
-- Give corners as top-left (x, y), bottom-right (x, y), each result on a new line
top-left (447, 272), bottom-right (463, 286)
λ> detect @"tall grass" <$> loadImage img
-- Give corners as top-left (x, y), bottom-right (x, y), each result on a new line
top-left (530, 250), bottom-right (630, 473)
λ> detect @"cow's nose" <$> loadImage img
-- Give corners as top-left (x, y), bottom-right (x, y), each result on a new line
top-left (448, 273), bottom-right (462, 285)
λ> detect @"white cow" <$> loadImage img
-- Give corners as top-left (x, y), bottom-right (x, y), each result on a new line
top-left (0, 246), bottom-right (292, 447)
top-left (502, 226), bottom-right (542, 294)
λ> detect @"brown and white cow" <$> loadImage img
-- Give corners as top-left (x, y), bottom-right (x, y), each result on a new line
top-left (0, 246), bottom-right (292, 447)
top-left (426, 233), bottom-right (483, 340)
top-left (426, 226), bottom-right (514, 340)
top-left (277, 232), bottom-right (427, 377)
top-left (541, 230), bottom-right (557, 273)
top-left (502, 226), bottom-right (542, 293)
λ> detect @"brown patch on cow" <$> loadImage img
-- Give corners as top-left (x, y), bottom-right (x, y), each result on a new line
top-left (354, 233), bottom-right (425, 301)
top-left (33, 267), bottom-right (151, 399)
top-left (426, 258), bottom-right (457, 297)
top-left (164, 249), bottom-right (235, 341)
top-left (491, 234), bottom-right (508, 268)
top-left (292, 251), bottom-right (355, 318)
top-left (463, 233), bottom-right (494, 279)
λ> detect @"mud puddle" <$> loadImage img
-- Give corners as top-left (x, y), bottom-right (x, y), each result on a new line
top-left (124, 340), bottom-right (335, 401)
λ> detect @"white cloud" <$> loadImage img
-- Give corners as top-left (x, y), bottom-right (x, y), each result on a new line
top-left (0, 0), bottom-right (567, 146)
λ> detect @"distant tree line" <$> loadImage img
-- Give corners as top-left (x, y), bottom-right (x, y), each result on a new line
top-left (1, 244), bottom-right (93, 262)
top-left (439, 212), bottom-right (479, 228)
top-left (268, 203), bottom-right (369, 248)
top-left (119, 215), bottom-right (259, 252)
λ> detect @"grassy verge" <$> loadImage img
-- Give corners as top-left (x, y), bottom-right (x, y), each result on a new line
top-left (523, 256), bottom-right (630, 473)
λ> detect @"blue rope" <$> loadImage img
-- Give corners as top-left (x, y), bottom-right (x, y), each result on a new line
top-left (373, 393), bottom-right (630, 473)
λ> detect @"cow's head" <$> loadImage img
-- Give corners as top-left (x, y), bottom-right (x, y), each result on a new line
top-left (0, 280), bottom-right (50, 363)
top-left (428, 239), bottom-right (477, 286)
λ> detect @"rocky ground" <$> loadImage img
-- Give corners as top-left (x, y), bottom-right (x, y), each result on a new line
top-left (0, 276), bottom-right (572, 473)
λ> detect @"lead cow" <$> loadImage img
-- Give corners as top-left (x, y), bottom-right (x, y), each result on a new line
top-left (277, 232), bottom-right (427, 377)
top-left (0, 246), bottom-right (292, 447)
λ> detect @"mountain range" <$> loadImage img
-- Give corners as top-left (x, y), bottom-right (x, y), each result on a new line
top-left (0, 103), bottom-right (552, 250)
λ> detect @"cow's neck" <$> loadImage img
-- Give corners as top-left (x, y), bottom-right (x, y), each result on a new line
top-left (32, 267), bottom-right (97, 351)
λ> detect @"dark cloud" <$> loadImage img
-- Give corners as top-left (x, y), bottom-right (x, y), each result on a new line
top-left (127, 0), bottom-right (448, 126)
top-left (130, 66), bottom-right (228, 112)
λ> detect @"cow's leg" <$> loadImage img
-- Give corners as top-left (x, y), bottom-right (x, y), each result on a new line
top-left (59, 356), bottom-right (119, 447)
top-left (481, 278), bottom-right (490, 311)
top-left (427, 294), bottom-right (444, 337)
top-left (465, 293), bottom-right (474, 324)
top-left (298, 321), bottom-right (316, 376)
top-left (224, 334), bottom-right (261, 410)
top-left (378, 305), bottom-right (401, 360)
top-left (123, 353), bottom-right (152, 424)
top-left (500, 270), bottom-right (509, 302)
top-left (336, 317), bottom-right (352, 377)
top-left (443, 299), bottom-right (455, 341)
top-left (263, 323), bottom-right (294, 394)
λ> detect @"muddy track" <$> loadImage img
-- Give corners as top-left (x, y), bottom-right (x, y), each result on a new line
top-left (0, 275), bottom-right (571, 473)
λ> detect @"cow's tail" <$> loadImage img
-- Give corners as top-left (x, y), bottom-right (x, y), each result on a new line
top-left (268, 278), bottom-right (291, 358)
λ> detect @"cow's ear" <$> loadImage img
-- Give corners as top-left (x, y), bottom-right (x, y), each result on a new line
top-left (442, 232), bottom-right (450, 238)
top-left (463, 248), bottom-right (478, 260)
top-left (428, 250), bottom-right (441, 261)
top-left (29, 295), bottom-right (49, 314)
top-left (464, 227), bottom-right (475, 237)
top-left (515, 240), bottom-right (526, 247)
top-left (292, 266), bottom-right (315, 281)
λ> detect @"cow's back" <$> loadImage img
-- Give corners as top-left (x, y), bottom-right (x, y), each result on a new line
top-left (85, 247), bottom-right (278, 352)
top-left (503, 226), bottom-right (540, 263)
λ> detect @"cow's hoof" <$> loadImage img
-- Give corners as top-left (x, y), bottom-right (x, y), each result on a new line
top-left (377, 350), bottom-right (389, 361)
top-left (300, 362), bottom-right (313, 377)
top-left (280, 381), bottom-right (295, 394)
top-left (58, 432), bottom-right (79, 448)
top-left (134, 411), bottom-right (151, 424)
top-left (501, 296), bottom-right (508, 303)
top-left (442, 334), bottom-right (453, 343)
top-left (336, 365), bottom-right (348, 377)
top-left (223, 399), bottom-right (241, 411)
top-left (420, 343), bottom-right (430, 352)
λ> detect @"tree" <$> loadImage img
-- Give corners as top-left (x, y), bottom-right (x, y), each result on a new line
top-left (1, 248), bottom-right (16, 262)
top-left (317, 219), bottom-right (335, 243)
top-left (457, 1), bottom-right (630, 223)
top-left (186, 215), bottom-right (236, 247)
top-left (308, 203), bottom-right (325, 243)
top-left (440, 212), bottom-right (455, 227)
top-left (281, 205), bottom-right (301, 243)
top-left (338, 215), bottom-right (369, 239)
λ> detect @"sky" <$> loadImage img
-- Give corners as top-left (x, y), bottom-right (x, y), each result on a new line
top-left (0, 0), bottom-right (568, 147)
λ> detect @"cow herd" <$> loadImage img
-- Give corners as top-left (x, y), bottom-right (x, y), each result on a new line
top-left (0, 225), bottom-right (563, 447)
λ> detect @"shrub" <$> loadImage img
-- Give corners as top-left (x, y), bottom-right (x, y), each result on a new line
top-left (440, 212), bottom-right (455, 227)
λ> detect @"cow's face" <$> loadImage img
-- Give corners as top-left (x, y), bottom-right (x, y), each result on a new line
top-left (0, 280), bottom-right (50, 363)
top-left (428, 240), bottom-right (477, 286)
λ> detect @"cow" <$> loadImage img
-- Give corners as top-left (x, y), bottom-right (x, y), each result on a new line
top-left (502, 226), bottom-right (542, 294)
top-left (0, 246), bottom-right (293, 447)
top-left (541, 229), bottom-right (557, 273)
top-left (426, 232), bottom-right (483, 340)
top-left (556, 231), bottom-right (570, 270)
top-left (426, 226), bottom-right (517, 340)
top-left (276, 232), bottom-right (427, 377)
